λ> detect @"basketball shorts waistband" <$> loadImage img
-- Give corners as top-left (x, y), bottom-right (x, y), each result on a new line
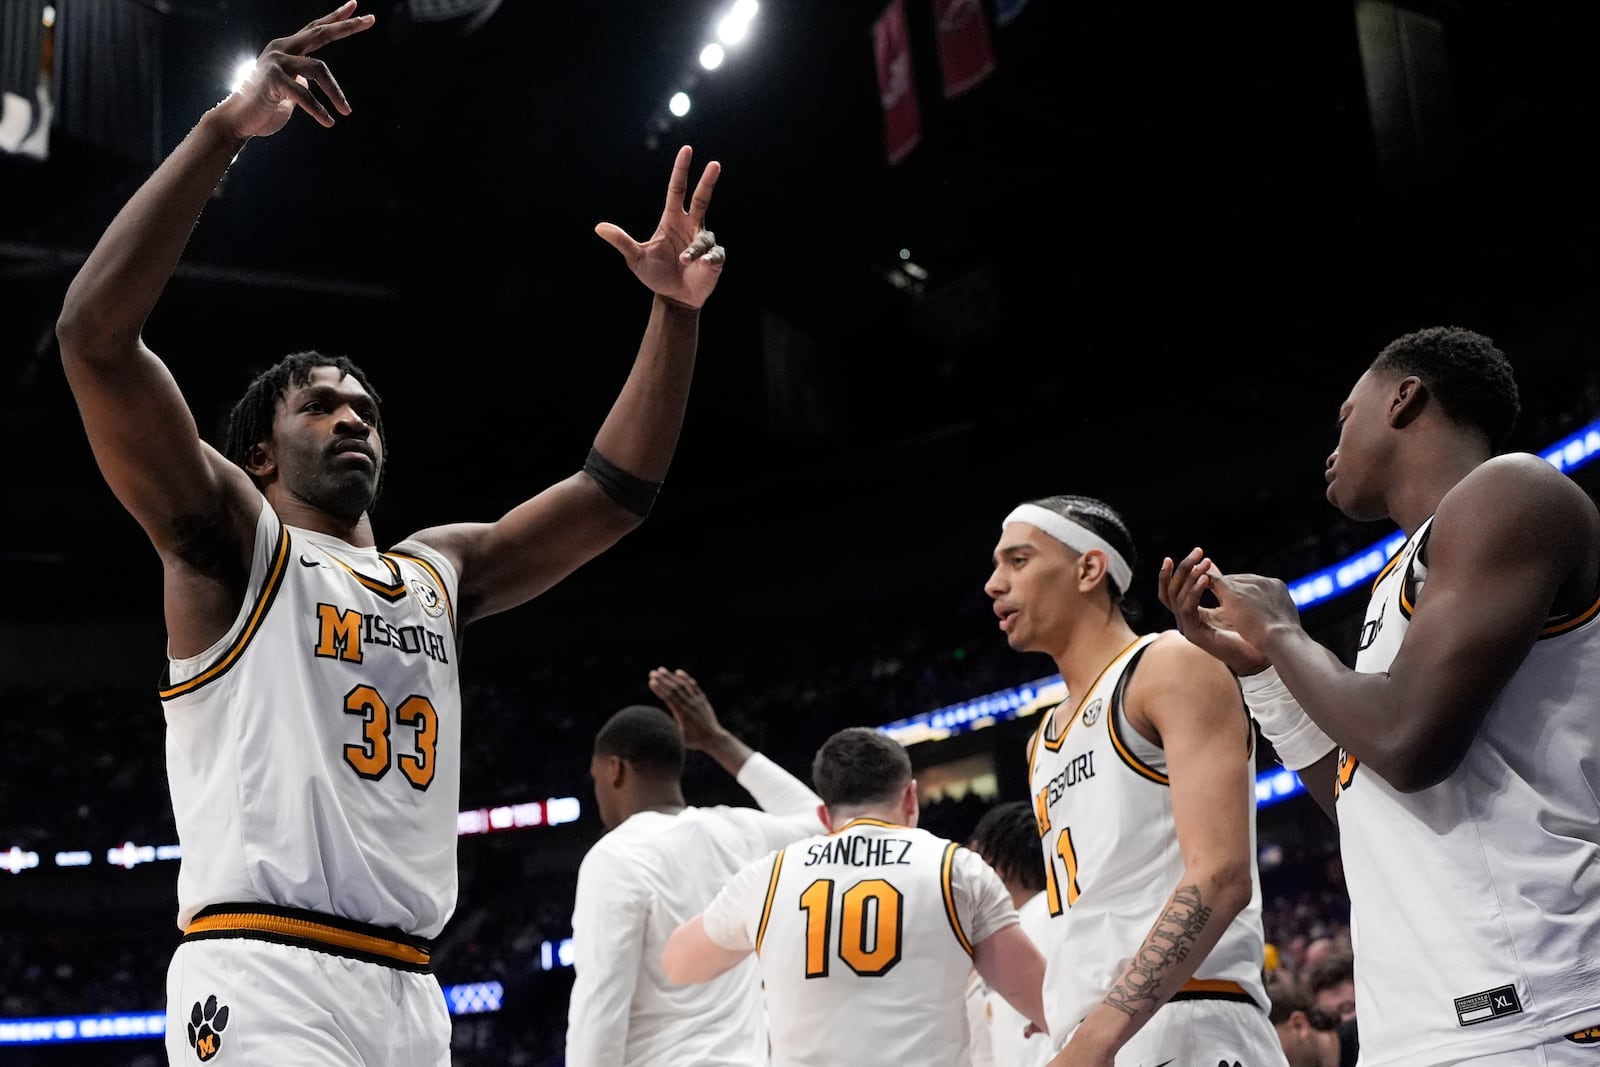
top-left (1167, 978), bottom-right (1259, 1006)
top-left (182, 903), bottom-right (434, 973)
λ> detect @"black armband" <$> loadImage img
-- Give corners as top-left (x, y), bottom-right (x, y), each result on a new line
top-left (583, 447), bottom-right (662, 519)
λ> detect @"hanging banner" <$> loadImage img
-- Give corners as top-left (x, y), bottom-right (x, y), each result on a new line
top-left (932, 0), bottom-right (996, 99)
top-left (872, 0), bottom-right (921, 164)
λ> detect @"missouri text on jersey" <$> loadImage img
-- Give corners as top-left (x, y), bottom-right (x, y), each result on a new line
top-left (1040, 751), bottom-right (1096, 810)
top-left (314, 603), bottom-right (451, 664)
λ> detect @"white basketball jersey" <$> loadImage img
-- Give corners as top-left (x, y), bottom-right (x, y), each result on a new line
top-left (161, 499), bottom-right (462, 938)
top-left (747, 820), bottom-right (1013, 1067)
top-left (1336, 517), bottom-right (1600, 1063)
top-left (1026, 633), bottom-right (1269, 1041)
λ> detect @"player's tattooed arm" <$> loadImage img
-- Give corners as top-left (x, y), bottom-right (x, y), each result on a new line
top-left (1104, 883), bottom-right (1213, 1018)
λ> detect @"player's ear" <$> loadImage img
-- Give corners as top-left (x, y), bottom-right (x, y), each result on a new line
top-left (1079, 549), bottom-right (1108, 591)
top-left (1390, 374), bottom-right (1428, 428)
top-left (816, 804), bottom-right (833, 832)
top-left (904, 780), bottom-right (920, 826)
top-left (244, 440), bottom-right (275, 479)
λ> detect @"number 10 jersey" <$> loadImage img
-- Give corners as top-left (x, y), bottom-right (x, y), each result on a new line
top-left (703, 818), bottom-right (1019, 1067)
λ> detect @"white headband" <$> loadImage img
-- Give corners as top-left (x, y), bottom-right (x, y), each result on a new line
top-left (1003, 504), bottom-right (1133, 593)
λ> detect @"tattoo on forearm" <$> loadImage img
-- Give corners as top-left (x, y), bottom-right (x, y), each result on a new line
top-left (1104, 883), bottom-right (1214, 1018)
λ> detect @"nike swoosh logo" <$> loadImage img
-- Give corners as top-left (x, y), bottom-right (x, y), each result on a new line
top-left (299, 555), bottom-right (322, 568)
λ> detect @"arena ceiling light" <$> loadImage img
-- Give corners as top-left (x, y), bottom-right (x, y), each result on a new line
top-left (715, 0), bottom-right (759, 46)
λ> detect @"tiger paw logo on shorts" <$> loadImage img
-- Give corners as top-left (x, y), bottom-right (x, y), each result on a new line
top-left (187, 994), bottom-right (230, 1061)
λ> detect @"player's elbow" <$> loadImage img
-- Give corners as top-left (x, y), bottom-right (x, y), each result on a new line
top-left (56, 301), bottom-right (131, 375)
top-left (1370, 726), bottom-right (1472, 793)
top-left (1382, 749), bottom-right (1461, 793)
top-left (55, 304), bottom-right (96, 369)
top-left (1195, 855), bottom-right (1254, 920)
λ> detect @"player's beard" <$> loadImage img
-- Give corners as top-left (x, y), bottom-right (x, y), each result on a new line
top-left (304, 461), bottom-right (381, 523)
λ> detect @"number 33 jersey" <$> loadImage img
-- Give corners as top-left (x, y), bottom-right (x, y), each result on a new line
top-left (160, 499), bottom-right (463, 940)
top-left (702, 818), bottom-right (1019, 1067)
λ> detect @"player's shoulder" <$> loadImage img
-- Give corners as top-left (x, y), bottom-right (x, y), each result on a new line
top-left (1140, 628), bottom-right (1235, 687)
top-left (1437, 452), bottom-right (1600, 559)
top-left (1128, 629), bottom-right (1243, 729)
top-left (1450, 452), bottom-right (1592, 518)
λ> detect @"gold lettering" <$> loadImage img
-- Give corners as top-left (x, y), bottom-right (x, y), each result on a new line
top-left (315, 603), bottom-right (363, 663)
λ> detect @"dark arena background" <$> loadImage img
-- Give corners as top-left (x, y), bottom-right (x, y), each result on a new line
top-left (2, 1), bottom-right (1598, 1063)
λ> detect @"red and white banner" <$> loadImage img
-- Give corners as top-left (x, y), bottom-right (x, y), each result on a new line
top-left (872, 0), bottom-right (921, 165)
top-left (932, 0), bottom-right (995, 99)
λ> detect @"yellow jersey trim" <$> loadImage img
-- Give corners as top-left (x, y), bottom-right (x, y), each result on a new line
top-left (830, 817), bottom-right (905, 835)
top-left (158, 523), bottom-right (291, 701)
top-left (183, 907), bottom-right (431, 971)
top-left (941, 841), bottom-right (974, 957)
top-left (388, 550), bottom-right (456, 633)
top-left (754, 849), bottom-right (786, 956)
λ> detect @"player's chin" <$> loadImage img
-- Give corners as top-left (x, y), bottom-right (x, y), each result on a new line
top-left (319, 477), bottom-right (379, 521)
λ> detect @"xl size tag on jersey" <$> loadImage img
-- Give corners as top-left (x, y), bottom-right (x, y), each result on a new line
top-left (1454, 984), bottom-right (1523, 1026)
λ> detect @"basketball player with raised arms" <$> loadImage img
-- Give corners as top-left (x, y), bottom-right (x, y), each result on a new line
top-left (1159, 325), bottom-right (1600, 1064)
top-left (986, 495), bottom-right (1289, 1066)
top-left (661, 726), bottom-right (1050, 1067)
top-left (54, 4), bottom-right (725, 1063)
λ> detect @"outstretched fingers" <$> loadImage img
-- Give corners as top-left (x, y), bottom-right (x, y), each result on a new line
top-left (663, 145), bottom-right (694, 216)
top-left (662, 146), bottom-right (721, 226)
top-left (292, 2), bottom-right (377, 54)
top-left (686, 159), bottom-right (721, 226)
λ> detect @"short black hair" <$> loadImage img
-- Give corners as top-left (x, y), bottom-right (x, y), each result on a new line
top-left (223, 350), bottom-right (388, 495)
top-left (1371, 326), bottom-right (1520, 452)
top-left (593, 704), bottom-right (685, 777)
top-left (1021, 493), bottom-right (1137, 602)
top-left (969, 801), bottom-right (1046, 892)
top-left (811, 728), bottom-right (912, 810)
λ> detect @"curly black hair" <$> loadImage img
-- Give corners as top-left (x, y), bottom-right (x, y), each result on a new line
top-left (222, 350), bottom-right (388, 498)
top-left (1371, 326), bottom-right (1520, 452)
top-left (968, 800), bottom-right (1046, 893)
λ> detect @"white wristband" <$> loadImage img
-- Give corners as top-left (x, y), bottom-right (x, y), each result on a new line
top-left (1240, 666), bottom-right (1336, 771)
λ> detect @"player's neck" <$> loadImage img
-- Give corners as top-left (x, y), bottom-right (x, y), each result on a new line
top-left (270, 492), bottom-right (377, 548)
top-left (625, 781), bottom-right (687, 820)
top-left (1050, 610), bottom-right (1140, 701)
top-left (827, 804), bottom-right (906, 829)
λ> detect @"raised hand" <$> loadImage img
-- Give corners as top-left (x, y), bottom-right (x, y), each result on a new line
top-left (218, 1), bottom-right (376, 141)
top-left (1157, 547), bottom-right (1271, 676)
top-left (595, 146), bottom-right (726, 310)
top-left (647, 667), bottom-right (727, 752)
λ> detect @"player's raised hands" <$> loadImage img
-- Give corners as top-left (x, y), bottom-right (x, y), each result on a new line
top-left (647, 667), bottom-right (727, 751)
top-left (596, 146), bottom-right (726, 310)
top-left (1158, 547), bottom-right (1294, 676)
top-left (218, 1), bottom-right (376, 141)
